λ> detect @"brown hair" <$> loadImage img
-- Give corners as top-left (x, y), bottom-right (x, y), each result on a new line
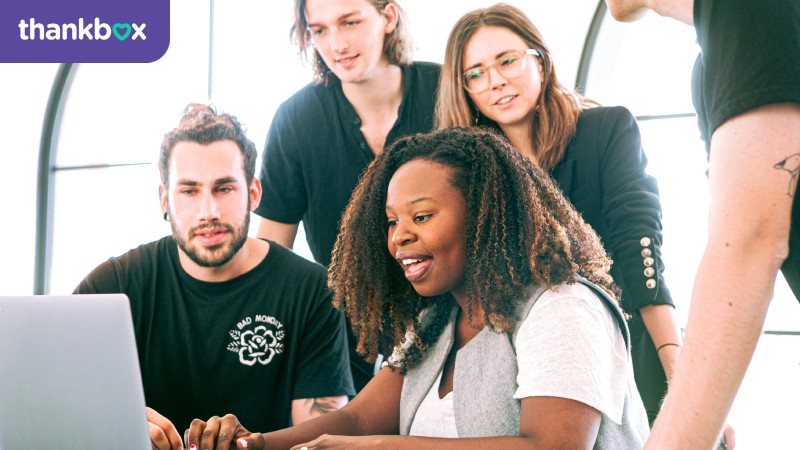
top-left (291, 0), bottom-right (413, 84)
top-left (435, 3), bottom-right (592, 171)
top-left (328, 127), bottom-right (617, 371)
top-left (159, 103), bottom-right (257, 186)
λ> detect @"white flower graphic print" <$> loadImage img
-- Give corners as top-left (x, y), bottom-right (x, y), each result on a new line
top-left (227, 315), bottom-right (285, 366)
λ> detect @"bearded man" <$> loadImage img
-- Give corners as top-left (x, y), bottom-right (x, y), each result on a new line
top-left (75, 104), bottom-right (354, 450)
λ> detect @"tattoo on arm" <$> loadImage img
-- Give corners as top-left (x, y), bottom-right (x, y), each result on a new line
top-left (304, 396), bottom-right (344, 417)
top-left (773, 153), bottom-right (800, 197)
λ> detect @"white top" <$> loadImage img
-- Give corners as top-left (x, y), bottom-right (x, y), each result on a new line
top-left (408, 370), bottom-right (459, 437)
top-left (513, 282), bottom-right (628, 424)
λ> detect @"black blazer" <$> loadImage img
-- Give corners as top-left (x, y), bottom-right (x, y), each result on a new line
top-left (551, 106), bottom-right (674, 314)
top-left (550, 106), bottom-right (672, 421)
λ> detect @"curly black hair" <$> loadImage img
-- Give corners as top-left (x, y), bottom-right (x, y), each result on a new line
top-left (328, 127), bottom-right (617, 372)
top-left (159, 103), bottom-right (257, 186)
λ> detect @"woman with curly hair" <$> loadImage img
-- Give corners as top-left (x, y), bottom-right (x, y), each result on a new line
top-left (187, 127), bottom-right (649, 449)
top-left (436, 3), bottom-right (683, 424)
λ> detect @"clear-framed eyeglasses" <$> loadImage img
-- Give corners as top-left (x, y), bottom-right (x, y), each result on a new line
top-left (462, 48), bottom-right (541, 94)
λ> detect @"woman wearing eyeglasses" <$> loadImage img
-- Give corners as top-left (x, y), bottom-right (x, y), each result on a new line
top-left (436, 3), bottom-right (682, 426)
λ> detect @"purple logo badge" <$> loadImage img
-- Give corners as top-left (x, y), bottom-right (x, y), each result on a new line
top-left (0, 0), bottom-right (169, 62)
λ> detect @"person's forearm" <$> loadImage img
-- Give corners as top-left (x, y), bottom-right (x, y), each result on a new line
top-left (638, 303), bottom-right (682, 380)
top-left (372, 435), bottom-right (555, 449)
top-left (293, 435), bottom-right (548, 450)
top-left (645, 238), bottom-right (780, 449)
top-left (264, 425), bottom-right (585, 449)
top-left (262, 408), bottom-right (368, 449)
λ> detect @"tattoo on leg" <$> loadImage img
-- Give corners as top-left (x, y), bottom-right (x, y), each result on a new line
top-left (773, 153), bottom-right (800, 197)
top-left (305, 396), bottom-right (342, 417)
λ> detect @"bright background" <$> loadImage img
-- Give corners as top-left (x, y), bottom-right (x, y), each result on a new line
top-left (1, 1), bottom-right (797, 447)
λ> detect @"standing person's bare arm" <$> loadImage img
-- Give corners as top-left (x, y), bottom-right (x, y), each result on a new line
top-left (646, 103), bottom-right (800, 449)
top-left (257, 218), bottom-right (299, 249)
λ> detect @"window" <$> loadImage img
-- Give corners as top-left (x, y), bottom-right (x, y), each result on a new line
top-left (0, 63), bottom-right (59, 294)
top-left (584, 7), bottom-right (799, 446)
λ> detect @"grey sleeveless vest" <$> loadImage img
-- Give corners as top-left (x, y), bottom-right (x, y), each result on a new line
top-left (398, 278), bottom-right (650, 448)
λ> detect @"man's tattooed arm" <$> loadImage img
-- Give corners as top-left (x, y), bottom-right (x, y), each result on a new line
top-left (304, 396), bottom-right (346, 416)
top-left (773, 152), bottom-right (800, 197)
top-left (291, 396), bottom-right (348, 424)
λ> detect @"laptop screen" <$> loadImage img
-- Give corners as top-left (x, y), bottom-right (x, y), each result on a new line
top-left (0, 294), bottom-right (151, 450)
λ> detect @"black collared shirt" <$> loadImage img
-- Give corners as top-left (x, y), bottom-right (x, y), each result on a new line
top-left (255, 62), bottom-right (440, 391)
top-left (255, 62), bottom-right (441, 267)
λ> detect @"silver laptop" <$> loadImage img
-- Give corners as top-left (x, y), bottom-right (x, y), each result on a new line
top-left (0, 294), bottom-right (151, 450)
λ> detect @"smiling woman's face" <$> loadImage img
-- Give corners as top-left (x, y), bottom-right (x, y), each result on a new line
top-left (385, 159), bottom-right (468, 300)
top-left (462, 25), bottom-right (543, 131)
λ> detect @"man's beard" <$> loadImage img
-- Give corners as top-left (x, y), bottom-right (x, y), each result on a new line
top-left (170, 211), bottom-right (250, 268)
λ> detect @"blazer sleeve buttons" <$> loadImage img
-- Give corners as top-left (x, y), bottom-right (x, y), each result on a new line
top-left (641, 236), bottom-right (656, 289)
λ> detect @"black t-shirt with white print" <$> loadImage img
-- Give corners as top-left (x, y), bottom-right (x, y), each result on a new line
top-left (75, 237), bottom-right (354, 432)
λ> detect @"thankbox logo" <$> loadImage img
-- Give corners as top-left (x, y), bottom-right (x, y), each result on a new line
top-left (18, 18), bottom-right (146, 41)
top-left (0, 0), bottom-right (169, 63)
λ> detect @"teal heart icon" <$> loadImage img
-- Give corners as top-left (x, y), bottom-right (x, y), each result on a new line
top-left (112, 23), bottom-right (132, 41)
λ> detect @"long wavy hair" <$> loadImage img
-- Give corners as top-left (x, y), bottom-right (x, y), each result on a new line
top-left (435, 3), bottom-right (592, 171)
top-left (291, 0), bottom-right (413, 84)
top-left (328, 127), bottom-right (616, 371)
